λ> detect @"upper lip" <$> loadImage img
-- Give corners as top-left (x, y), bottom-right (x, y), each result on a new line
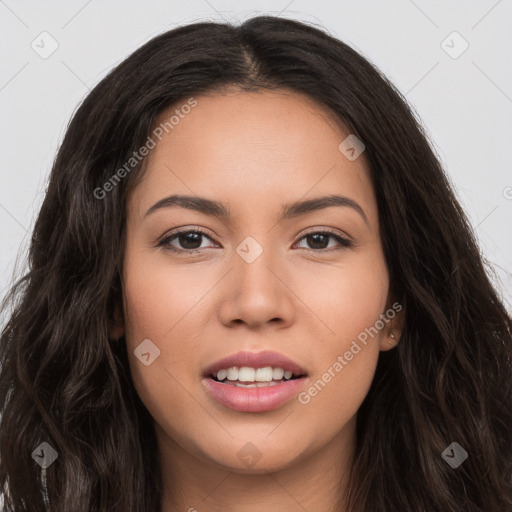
top-left (203, 350), bottom-right (308, 378)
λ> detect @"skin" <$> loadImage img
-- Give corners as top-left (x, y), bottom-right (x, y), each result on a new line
top-left (113, 89), bottom-right (404, 512)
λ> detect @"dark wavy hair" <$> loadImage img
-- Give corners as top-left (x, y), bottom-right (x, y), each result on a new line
top-left (1, 15), bottom-right (511, 512)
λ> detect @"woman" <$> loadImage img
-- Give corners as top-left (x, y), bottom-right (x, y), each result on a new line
top-left (1, 15), bottom-right (511, 512)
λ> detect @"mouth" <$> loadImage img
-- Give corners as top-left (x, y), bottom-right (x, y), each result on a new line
top-left (201, 351), bottom-right (309, 412)
top-left (208, 366), bottom-right (306, 387)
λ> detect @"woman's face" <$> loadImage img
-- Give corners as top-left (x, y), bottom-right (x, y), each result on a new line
top-left (119, 89), bottom-right (400, 475)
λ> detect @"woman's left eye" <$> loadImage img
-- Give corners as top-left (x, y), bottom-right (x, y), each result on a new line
top-left (295, 231), bottom-right (353, 250)
top-left (157, 229), bottom-right (352, 254)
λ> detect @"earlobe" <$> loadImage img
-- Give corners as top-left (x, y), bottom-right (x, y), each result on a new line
top-left (380, 294), bottom-right (405, 351)
top-left (380, 329), bottom-right (400, 351)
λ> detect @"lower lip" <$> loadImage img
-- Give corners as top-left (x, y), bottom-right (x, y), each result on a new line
top-left (202, 377), bottom-right (309, 412)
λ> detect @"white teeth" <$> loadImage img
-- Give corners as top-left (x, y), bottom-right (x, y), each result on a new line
top-left (238, 367), bottom-right (255, 382)
top-left (226, 367), bottom-right (238, 381)
top-left (225, 381), bottom-right (280, 388)
top-left (214, 366), bottom-right (298, 383)
top-left (272, 367), bottom-right (284, 380)
top-left (234, 382), bottom-right (257, 388)
top-left (255, 367), bottom-right (273, 381)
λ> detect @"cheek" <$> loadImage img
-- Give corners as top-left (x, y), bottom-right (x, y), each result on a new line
top-left (121, 246), bottom-right (217, 422)
top-left (121, 260), bottom-right (200, 441)
top-left (122, 244), bottom-right (209, 343)
top-left (295, 247), bottom-right (389, 344)
top-left (293, 249), bottom-right (388, 421)
top-left (337, 260), bottom-right (389, 340)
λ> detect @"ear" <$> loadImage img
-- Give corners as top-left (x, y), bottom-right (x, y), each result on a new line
top-left (108, 303), bottom-right (125, 340)
top-left (379, 294), bottom-right (405, 352)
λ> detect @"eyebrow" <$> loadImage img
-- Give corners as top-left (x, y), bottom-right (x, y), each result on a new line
top-left (144, 194), bottom-right (369, 225)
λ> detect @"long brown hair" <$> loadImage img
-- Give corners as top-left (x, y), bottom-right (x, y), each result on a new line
top-left (1, 16), bottom-right (511, 512)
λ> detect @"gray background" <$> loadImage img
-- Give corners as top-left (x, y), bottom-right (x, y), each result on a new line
top-left (1, 0), bottom-right (511, 315)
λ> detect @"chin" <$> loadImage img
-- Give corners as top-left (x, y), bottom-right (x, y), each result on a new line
top-left (202, 437), bottom-right (306, 474)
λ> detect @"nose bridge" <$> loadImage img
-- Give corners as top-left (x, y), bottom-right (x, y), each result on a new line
top-left (233, 233), bottom-right (280, 297)
top-left (218, 231), bottom-right (294, 327)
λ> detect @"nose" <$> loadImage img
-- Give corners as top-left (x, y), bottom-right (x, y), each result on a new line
top-left (216, 241), bottom-right (296, 331)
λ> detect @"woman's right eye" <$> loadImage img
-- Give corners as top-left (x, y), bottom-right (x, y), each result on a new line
top-left (157, 229), bottom-right (217, 253)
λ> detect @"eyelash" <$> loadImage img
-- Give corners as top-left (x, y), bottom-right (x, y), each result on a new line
top-left (157, 228), bottom-right (353, 254)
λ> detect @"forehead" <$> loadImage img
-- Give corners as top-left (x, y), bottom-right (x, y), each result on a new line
top-left (129, 89), bottom-right (377, 227)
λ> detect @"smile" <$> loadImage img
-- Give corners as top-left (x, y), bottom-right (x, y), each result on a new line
top-left (201, 350), bottom-right (310, 412)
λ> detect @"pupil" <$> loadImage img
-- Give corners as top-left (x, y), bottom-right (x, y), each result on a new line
top-left (180, 232), bottom-right (201, 249)
top-left (308, 233), bottom-right (328, 249)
